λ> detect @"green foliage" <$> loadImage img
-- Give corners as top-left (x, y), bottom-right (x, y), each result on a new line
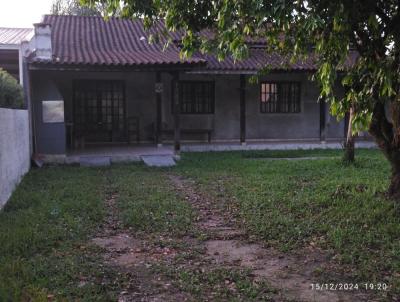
top-left (0, 69), bottom-right (24, 109)
top-left (51, 0), bottom-right (112, 16)
top-left (83, 0), bottom-right (400, 133)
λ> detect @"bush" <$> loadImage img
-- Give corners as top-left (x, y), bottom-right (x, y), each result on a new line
top-left (0, 69), bottom-right (24, 109)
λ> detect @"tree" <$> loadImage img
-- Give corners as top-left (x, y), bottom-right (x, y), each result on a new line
top-left (51, 0), bottom-right (116, 16)
top-left (85, 0), bottom-right (400, 200)
top-left (0, 69), bottom-right (24, 109)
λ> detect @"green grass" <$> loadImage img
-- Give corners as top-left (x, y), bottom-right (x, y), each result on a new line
top-left (155, 265), bottom-right (278, 301)
top-left (175, 149), bottom-right (400, 294)
top-left (2, 149), bottom-right (399, 299)
top-left (241, 148), bottom-right (342, 158)
top-left (109, 164), bottom-right (193, 235)
top-left (0, 164), bottom-right (194, 301)
top-left (0, 166), bottom-right (120, 301)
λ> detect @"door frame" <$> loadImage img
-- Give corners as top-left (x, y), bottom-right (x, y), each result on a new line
top-left (72, 79), bottom-right (127, 146)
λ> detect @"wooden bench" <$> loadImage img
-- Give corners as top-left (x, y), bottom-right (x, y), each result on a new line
top-left (154, 123), bottom-right (213, 143)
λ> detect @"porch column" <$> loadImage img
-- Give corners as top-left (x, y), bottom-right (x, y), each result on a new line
top-left (319, 100), bottom-right (326, 142)
top-left (155, 72), bottom-right (162, 146)
top-left (173, 72), bottom-right (181, 153)
top-left (240, 74), bottom-right (246, 144)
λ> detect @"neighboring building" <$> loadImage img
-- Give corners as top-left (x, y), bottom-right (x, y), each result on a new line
top-left (0, 27), bottom-right (33, 84)
top-left (23, 15), bottom-right (351, 158)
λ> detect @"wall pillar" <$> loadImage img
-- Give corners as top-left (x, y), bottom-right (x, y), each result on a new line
top-left (155, 72), bottom-right (162, 146)
top-left (173, 72), bottom-right (181, 153)
top-left (240, 74), bottom-right (246, 144)
top-left (319, 100), bottom-right (326, 142)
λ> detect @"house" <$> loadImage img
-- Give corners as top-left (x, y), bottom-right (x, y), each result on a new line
top-left (22, 15), bottom-right (354, 162)
top-left (0, 27), bottom-right (33, 84)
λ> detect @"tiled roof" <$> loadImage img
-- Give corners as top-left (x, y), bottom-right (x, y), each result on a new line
top-left (203, 49), bottom-right (316, 71)
top-left (34, 15), bottom-right (205, 67)
top-left (0, 27), bottom-right (33, 45)
top-left (30, 15), bottom-right (356, 71)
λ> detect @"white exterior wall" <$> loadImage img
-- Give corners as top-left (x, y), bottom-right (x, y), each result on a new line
top-left (0, 108), bottom-right (30, 208)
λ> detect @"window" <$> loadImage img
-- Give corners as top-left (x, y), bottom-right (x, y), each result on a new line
top-left (173, 81), bottom-right (215, 114)
top-left (260, 82), bottom-right (301, 113)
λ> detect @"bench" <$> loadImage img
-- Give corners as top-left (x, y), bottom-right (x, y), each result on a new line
top-left (153, 123), bottom-right (213, 143)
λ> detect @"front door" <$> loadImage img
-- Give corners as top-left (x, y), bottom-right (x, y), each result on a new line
top-left (73, 80), bottom-right (126, 143)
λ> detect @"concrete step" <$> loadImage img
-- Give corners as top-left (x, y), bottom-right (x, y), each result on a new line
top-left (80, 156), bottom-right (111, 167)
top-left (141, 155), bottom-right (176, 167)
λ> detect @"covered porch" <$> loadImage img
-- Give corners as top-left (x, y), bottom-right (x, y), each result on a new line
top-left (29, 68), bottom-right (195, 158)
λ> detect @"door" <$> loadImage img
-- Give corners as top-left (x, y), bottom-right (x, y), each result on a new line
top-left (73, 80), bottom-right (126, 143)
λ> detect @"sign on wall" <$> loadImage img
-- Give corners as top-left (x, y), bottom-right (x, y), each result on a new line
top-left (42, 100), bottom-right (64, 123)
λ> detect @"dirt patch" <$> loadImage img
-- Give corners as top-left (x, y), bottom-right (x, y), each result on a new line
top-left (92, 233), bottom-right (144, 267)
top-left (90, 176), bottom-right (189, 302)
top-left (168, 174), bottom-right (371, 302)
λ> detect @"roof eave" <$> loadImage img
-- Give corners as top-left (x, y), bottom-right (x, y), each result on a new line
top-left (0, 44), bottom-right (20, 50)
top-left (28, 61), bottom-right (207, 72)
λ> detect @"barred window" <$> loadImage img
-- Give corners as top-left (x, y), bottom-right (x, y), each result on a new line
top-left (260, 82), bottom-right (301, 113)
top-left (173, 81), bottom-right (215, 114)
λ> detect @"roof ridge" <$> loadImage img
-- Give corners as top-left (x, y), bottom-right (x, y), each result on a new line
top-left (43, 14), bottom-right (134, 21)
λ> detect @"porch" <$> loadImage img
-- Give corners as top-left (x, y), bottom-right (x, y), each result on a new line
top-left (65, 144), bottom-right (174, 166)
top-left (38, 139), bottom-right (376, 166)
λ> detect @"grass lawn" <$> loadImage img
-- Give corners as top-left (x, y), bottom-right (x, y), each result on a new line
top-left (176, 149), bottom-right (400, 293)
top-left (0, 148), bottom-right (399, 300)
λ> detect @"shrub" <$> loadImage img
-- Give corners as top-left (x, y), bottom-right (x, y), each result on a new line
top-left (0, 69), bottom-right (24, 109)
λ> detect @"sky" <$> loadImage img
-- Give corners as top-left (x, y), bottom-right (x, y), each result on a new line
top-left (0, 0), bottom-right (53, 28)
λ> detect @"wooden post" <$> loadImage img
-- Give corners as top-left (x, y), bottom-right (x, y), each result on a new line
top-left (155, 72), bottom-right (162, 146)
top-left (173, 72), bottom-right (181, 153)
top-left (240, 74), bottom-right (246, 144)
top-left (319, 100), bottom-right (326, 142)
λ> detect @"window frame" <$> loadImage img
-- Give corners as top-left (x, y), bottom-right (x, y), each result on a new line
top-left (171, 80), bottom-right (215, 114)
top-left (259, 81), bottom-right (301, 114)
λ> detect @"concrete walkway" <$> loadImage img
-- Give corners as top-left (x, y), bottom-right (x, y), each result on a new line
top-left (142, 155), bottom-right (176, 167)
top-left (180, 140), bottom-right (376, 152)
top-left (40, 140), bottom-right (376, 165)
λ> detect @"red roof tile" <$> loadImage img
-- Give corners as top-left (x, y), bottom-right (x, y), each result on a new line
top-left (202, 49), bottom-right (317, 71)
top-left (30, 15), bottom-right (357, 71)
top-left (33, 15), bottom-right (205, 68)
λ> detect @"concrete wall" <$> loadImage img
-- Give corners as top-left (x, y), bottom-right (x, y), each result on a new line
top-left (0, 108), bottom-right (30, 208)
top-left (31, 70), bottom-right (345, 154)
top-left (165, 72), bottom-right (345, 142)
top-left (31, 74), bottom-right (66, 154)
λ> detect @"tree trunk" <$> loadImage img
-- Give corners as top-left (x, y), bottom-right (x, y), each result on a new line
top-left (388, 166), bottom-right (400, 200)
top-left (369, 101), bottom-right (400, 200)
top-left (343, 107), bottom-right (355, 163)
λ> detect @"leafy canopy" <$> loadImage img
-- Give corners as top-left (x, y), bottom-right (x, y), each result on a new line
top-left (0, 69), bottom-right (24, 109)
top-left (51, 0), bottom-right (117, 16)
top-left (84, 0), bottom-right (400, 130)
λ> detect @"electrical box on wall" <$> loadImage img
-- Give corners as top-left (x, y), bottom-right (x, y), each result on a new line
top-left (42, 100), bottom-right (64, 123)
